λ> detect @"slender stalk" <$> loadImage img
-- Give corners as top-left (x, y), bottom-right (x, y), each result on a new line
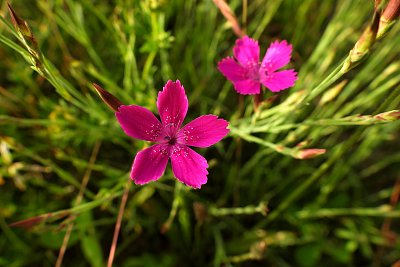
top-left (297, 206), bottom-right (400, 218)
top-left (107, 181), bottom-right (131, 267)
top-left (242, 0), bottom-right (247, 32)
top-left (55, 224), bottom-right (74, 267)
top-left (301, 60), bottom-right (345, 104)
top-left (373, 178), bottom-right (400, 267)
top-left (161, 181), bottom-right (182, 233)
top-left (209, 201), bottom-right (268, 216)
top-left (55, 141), bottom-right (101, 267)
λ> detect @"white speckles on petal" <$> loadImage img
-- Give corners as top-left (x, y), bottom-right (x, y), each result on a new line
top-left (181, 128), bottom-right (200, 142)
top-left (116, 105), bottom-right (163, 142)
top-left (152, 146), bottom-right (168, 156)
top-left (170, 146), bottom-right (190, 162)
top-left (177, 115), bottom-right (229, 148)
top-left (262, 59), bottom-right (274, 70)
top-left (170, 145), bottom-right (208, 189)
top-left (261, 40), bottom-right (293, 72)
top-left (144, 124), bottom-right (162, 141)
top-left (131, 144), bottom-right (169, 185)
top-left (157, 80), bottom-right (188, 129)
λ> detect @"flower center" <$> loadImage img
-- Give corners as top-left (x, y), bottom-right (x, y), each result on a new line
top-left (245, 62), bottom-right (261, 81)
top-left (161, 123), bottom-right (179, 146)
top-left (164, 135), bottom-right (177, 145)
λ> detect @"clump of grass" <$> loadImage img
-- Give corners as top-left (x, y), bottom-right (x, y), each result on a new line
top-left (1, 0), bottom-right (400, 266)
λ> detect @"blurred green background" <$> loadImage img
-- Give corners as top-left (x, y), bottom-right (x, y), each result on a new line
top-left (1, 0), bottom-right (399, 266)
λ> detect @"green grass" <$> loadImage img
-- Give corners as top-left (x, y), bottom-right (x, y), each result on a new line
top-left (1, 0), bottom-right (400, 266)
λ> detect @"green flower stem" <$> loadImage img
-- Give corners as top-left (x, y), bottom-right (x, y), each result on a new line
top-left (161, 181), bottom-right (183, 232)
top-left (209, 202), bottom-right (268, 217)
top-left (297, 206), bottom-right (400, 218)
top-left (230, 127), bottom-right (298, 157)
top-left (301, 60), bottom-right (345, 105)
top-left (237, 112), bottom-right (399, 134)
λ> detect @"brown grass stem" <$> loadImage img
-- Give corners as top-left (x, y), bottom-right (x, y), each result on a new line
top-left (107, 181), bottom-right (131, 267)
top-left (55, 141), bottom-right (101, 267)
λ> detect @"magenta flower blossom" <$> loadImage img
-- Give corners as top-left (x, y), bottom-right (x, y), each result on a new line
top-left (116, 80), bottom-right (230, 189)
top-left (218, 36), bottom-right (297, 95)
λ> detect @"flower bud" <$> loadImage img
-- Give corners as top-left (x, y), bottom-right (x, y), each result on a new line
top-left (92, 83), bottom-right (124, 112)
top-left (342, 10), bottom-right (380, 73)
top-left (382, 0), bottom-right (400, 22)
top-left (374, 110), bottom-right (400, 121)
top-left (296, 148), bottom-right (326, 159)
top-left (378, 0), bottom-right (400, 38)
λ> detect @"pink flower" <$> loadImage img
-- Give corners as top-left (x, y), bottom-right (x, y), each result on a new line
top-left (218, 36), bottom-right (297, 95)
top-left (116, 80), bottom-right (230, 189)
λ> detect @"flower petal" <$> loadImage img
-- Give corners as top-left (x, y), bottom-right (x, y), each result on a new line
top-left (170, 145), bottom-right (208, 189)
top-left (218, 57), bottom-right (260, 95)
top-left (177, 115), bottom-right (229, 148)
top-left (131, 144), bottom-right (169, 185)
top-left (233, 36), bottom-right (260, 66)
top-left (233, 79), bottom-right (261, 95)
top-left (261, 40), bottom-right (293, 72)
top-left (116, 105), bottom-right (163, 141)
top-left (218, 57), bottom-right (247, 82)
top-left (157, 80), bottom-right (188, 130)
top-left (260, 69), bottom-right (298, 92)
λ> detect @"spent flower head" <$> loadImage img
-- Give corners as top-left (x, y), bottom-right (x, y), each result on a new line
top-left (115, 80), bottom-right (229, 189)
top-left (218, 36), bottom-right (297, 95)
